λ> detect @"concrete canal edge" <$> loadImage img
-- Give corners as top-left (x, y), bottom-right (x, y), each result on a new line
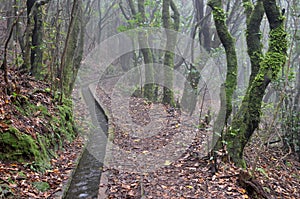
top-left (55, 82), bottom-right (110, 199)
top-left (53, 88), bottom-right (89, 199)
top-left (54, 144), bottom-right (87, 199)
top-left (88, 83), bottom-right (113, 199)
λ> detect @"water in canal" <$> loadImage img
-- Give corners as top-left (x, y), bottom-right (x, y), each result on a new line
top-left (64, 88), bottom-right (108, 199)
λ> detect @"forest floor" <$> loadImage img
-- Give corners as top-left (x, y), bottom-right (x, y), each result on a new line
top-left (0, 71), bottom-right (86, 198)
top-left (0, 71), bottom-right (300, 199)
top-left (95, 76), bottom-right (300, 199)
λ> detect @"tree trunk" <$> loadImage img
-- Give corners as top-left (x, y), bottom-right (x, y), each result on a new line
top-left (180, 0), bottom-right (211, 113)
top-left (60, 0), bottom-right (82, 98)
top-left (120, 52), bottom-right (132, 72)
top-left (181, 64), bottom-right (200, 114)
top-left (30, 5), bottom-right (43, 79)
top-left (69, 3), bottom-right (85, 95)
top-left (195, 0), bottom-right (212, 52)
top-left (208, 0), bottom-right (287, 167)
top-left (23, 0), bottom-right (36, 71)
top-left (294, 65), bottom-right (300, 160)
top-left (137, 0), bottom-right (155, 101)
top-left (208, 0), bottom-right (238, 129)
top-left (224, 0), bottom-right (287, 167)
top-left (162, 0), bottom-right (179, 106)
top-left (243, 0), bottom-right (264, 85)
top-left (23, 0), bottom-right (49, 75)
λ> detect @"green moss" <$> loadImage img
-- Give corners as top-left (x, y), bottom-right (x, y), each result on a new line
top-left (269, 27), bottom-right (287, 53)
top-left (52, 100), bottom-right (76, 142)
top-left (32, 181), bottom-right (50, 192)
top-left (44, 88), bottom-right (51, 93)
top-left (36, 133), bottom-right (53, 159)
top-left (256, 26), bottom-right (287, 82)
top-left (0, 127), bottom-right (46, 163)
top-left (0, 96), bottom-right (76, 171)
top-left (208, 0), bottom-right (227, 25)
top-left (225, 24), bottom-right (287, 168)
top-left (243, 1), bottom-right (254, 12)
top-left (14, 99), bottom-right (50, 118)
top-left (37, 105), bottom-right (51, 117)
top-left (225, 122), bottom-right (248, 168)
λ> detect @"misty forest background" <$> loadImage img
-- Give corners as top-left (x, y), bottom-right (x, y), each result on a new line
top-left (0, 0), bottom-right (300, 198)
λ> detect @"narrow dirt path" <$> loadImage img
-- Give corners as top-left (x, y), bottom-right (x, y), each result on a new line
top-left (93, 76), bottom-right (300, 199)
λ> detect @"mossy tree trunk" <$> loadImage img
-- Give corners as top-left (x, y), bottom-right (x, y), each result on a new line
top-left (69, 0), bottom-right (92, 95)
top-left (209, 0), bottom-right (287, 167)
top-left (208, 0), bottom-right (238, 129)
top-left (23, 0), bottom-right (49, 76)
top-left (243, 0), bottom-right (264, 85)
top-left (162, 0), bottom-right (179, 106)
top-left (60, 0), bottom-right (82, 98)
top-left (137, 0), bottom-right (155, 101)
top-left (216, 0), bottom-right (264, 152)
top-left (127, 0), bottom-right (155, 101)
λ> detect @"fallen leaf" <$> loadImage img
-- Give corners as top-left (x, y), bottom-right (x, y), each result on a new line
top-left (164, 160), bottom-right (171, 166)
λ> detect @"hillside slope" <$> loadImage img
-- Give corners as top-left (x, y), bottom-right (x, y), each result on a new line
top-left (0, 71), bottom-right (83, 198)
